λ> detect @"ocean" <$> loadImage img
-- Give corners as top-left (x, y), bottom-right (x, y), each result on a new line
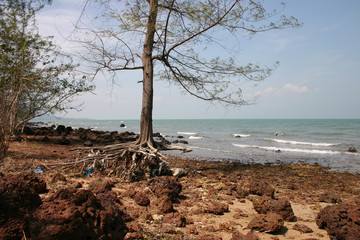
top-left (44, 119), bottom-right (360, 173)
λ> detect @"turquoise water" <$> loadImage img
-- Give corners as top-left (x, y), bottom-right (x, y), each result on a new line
top-left (46, 119), bottom-right (360, 172)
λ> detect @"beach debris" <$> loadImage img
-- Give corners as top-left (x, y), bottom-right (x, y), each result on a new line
top-left (33, 166), bottom-right (43, 174)
top-left (348, 146), bottom-right (358, 153)
top-left (171, 167), bottom-right (186, 177)
top-left (316, 203), bottom-right (360, 240)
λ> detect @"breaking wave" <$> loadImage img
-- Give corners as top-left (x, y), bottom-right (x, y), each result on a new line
top-left (265, 138), bottom-right (338, 147)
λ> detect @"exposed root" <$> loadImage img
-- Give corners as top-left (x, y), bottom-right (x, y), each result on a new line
top-left (62, 141), bottom-right (191, 182)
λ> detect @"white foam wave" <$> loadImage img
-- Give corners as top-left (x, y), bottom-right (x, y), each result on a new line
top-left (178, 132), bottom-right (197, 135)
top-left (265, 138), bottom-right (337, 147)
top-left (233, 134), bottom-right (251, 138)
top-left (189, 136), bottom-right (203, 140)
top-left (232, 143), bottom-right (345, 155)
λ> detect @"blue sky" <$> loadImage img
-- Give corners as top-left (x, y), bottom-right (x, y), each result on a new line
top-left (37, 0), bottom-right (360, 119)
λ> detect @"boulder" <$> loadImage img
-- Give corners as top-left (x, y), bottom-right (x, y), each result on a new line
top-left (133, 192), bottom-right (150, 207)
top-left (56, 125), bottom-right (66, 134)
top-left (348, 146), bottom-right (357, 153)
top-left (249, 180), bottom-right (275, 198)
top-left (231, 231), bottom-right (259, 240)
top-left (30, 189), bottom-right (128, 240)
top-left (319, 192), bottom-right (342, 204)
top-left (148, 176), bottom-right (182, 201)
top-left (0, 173), bottom-right (43, 239)
top-left (163, 212), bottom-right (186, 227)
top-left (252, 196), bottom-right (295, 221)
top-left (151, 195), bottom-right (173, 214)
top-left (247, 212), bottom-right (284, 233)
top-left (316, 203), bottom-right (360, 240)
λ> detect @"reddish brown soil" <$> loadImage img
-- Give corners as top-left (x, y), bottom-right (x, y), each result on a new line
top-left (1, 139), bottom-right (360, 240)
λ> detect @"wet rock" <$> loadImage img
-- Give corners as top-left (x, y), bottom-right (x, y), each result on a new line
top-left (319, 192), bottom-right (342, 204)
top-left (316, 203), bottom-right (360, 240)
top-left (247, 212), bottom-right (284, 233)
top-left (64, 126), bottom-right (73, 134)
top-left (252, 196), bottom-right (295, 221)
top-left (293, 223), bottom-right (313, 233)
top-left (231, 231), bottom-right (260, 240)
top-left (249, 180), bottom-right (275, 198)
top-left (120, 123), bottom-right (126, 128)
top-left (56, 125), bottom-right (66, 134)
top-left (163, 212), bottom-right (186, 227)
top-left (133, 192), bottom-right (150, 206)
top-left (348, 146), bottom-right (358, 153)
top-left (30, 188), bottom-right (128, 240)
top-left (151, 195), bottom-right (173, 214)
top-left (148, 176), bottom-right (182, 201)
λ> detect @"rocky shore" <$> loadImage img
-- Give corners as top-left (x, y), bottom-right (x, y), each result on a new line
top-left (1, 125), bottom-right (360, 239)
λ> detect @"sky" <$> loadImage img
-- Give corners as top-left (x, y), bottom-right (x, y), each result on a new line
top-left (36, 0), bottom-right (360, 120)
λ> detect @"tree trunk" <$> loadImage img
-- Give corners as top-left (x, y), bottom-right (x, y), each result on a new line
top-left (137, 0), bottom-right (159, 147)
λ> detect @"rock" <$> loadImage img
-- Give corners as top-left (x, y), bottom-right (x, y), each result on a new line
top-left (292, 223), bottom-right (313, 233)
top-left (252, 196), bottom-right (295, 221)
top-left (348, 146), bottom-right (358, 153)
top-left (0, 173), bottom-right (43, 239)
top-left (120, 123), bottom-right (126, 127)
top-left (23, 126), bottom-right (35, 135)
top-left (133, 192), bottom-right (150, 206)
top-left (83, 140), bottom-right (93, 147)
top-left (249, 180), bottom-right (275, 198)
top-left (203, 202), bottom-right (229, 215)
top-left (124, 232), bottom-right (145, 240)
top-left (64, 126), bottom-right (73, 134)
top-left (319, 192), bottom-right (342, 204)
top-left (56, 125), bottom-right (66, 134)
top-left (316, 203), bottom-right (360, 240)
top-left (41, 136), bottom-right (50, 142)
top-left (163, 212), bottom-right (186, 227)
top-left (247, 213), bottom-right (284, 233)
top-left (161, 224), bottom-right (177, 234)
top-left (58, 136), bottom-right (70, 145)
top-left (234, 186), bottom-right (249, 199)
top-left (231, 231), bottom-right (260, 240)
top-left (148, 176), bottom-right (182, 201)
top-left (30, 189), bottom-right (127, 240)
top-left (151, 195), bottom-right (173, 214)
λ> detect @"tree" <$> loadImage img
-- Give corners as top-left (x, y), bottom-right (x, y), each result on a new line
top-left (0, 0), bottom-right (93, 161)
top-left (75, 0), bottom-right (300, 180)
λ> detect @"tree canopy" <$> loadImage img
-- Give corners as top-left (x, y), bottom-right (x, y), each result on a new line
top-left (0, 0), bottom-right (93, 160)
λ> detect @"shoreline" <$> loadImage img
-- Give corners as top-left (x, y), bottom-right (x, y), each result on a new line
top-left (1, 133), bottom-right (360, 239)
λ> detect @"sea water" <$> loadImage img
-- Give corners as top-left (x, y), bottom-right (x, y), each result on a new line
top-left (44, 119), bottom-right (360, 173)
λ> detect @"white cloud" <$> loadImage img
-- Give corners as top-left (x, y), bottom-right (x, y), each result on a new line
top-left (254, 84), bottom-right (310, 97)
top-left (281, 84), bottom-right (309, 93)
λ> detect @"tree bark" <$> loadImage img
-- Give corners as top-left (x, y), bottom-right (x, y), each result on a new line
top-left (137, 0), bottom-right (159, 147)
